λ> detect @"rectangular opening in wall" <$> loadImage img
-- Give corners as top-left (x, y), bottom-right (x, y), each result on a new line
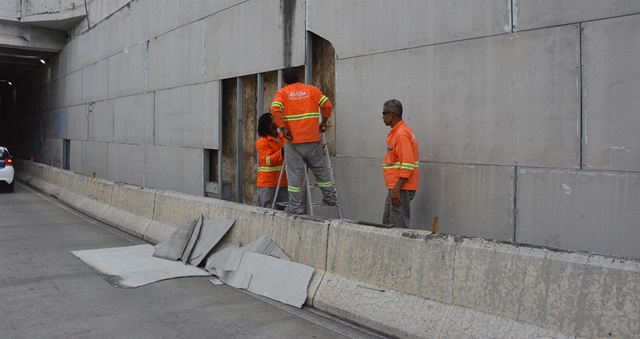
top-left (63, 139), bottom-right (70, 170)
top-left (206, 148), bottom-right (218, 182)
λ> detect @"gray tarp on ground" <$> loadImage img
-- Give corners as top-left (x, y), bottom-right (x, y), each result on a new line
top-left (71, 244), bottom-right (210, 288)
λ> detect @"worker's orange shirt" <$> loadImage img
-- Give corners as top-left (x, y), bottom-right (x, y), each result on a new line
top-left (271, 82), bottom-right (332, 143)
top-left (256, 133), bottom-right (287, 188)
top-left (383, 120), bottom-right (420, 190)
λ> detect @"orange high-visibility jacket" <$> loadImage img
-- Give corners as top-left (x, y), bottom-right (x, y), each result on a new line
top-left (383, 120), bottom-right (420, 190)
top-left (271, 82), bottom-right (332, 143)
top-left (256, 133), bottom-right (287, 188)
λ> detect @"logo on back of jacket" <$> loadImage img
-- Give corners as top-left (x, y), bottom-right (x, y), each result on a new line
top-left (288, 90), bottom-right (309, 100)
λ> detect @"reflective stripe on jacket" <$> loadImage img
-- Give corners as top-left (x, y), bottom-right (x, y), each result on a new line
top-left (271, 82), bottom-right (332, 143)
top-left (256, 133), bottom-right (287, 188)
top-left (383, 120), bottom-right (420, 190)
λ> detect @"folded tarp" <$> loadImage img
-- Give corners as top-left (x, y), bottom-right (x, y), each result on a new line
top-left (206, 236), bottom-right (313, 308)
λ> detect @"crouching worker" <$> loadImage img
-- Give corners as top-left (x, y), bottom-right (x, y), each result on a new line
top-left (256, 113), bottom-right (288, 209)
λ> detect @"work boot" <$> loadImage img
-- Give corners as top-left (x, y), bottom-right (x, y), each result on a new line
top-left (322, 198), bottom-right (336, 206)
top-left (284, 206), bottom-right (304, 215)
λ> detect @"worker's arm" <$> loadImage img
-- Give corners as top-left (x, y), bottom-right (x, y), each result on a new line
top-left (390, 177), bottom-right (408, 207)
top-left (318, 91), bottom-right (332, 133)
top-left (257, 140), bottom-right (284, 167)
top-left (319, 116), bottom-right (328, 133)
top-left (271, 90), bottom-right (293, 140)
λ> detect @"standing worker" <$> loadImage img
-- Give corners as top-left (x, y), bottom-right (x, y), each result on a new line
top-left (271, 68), bottom-right (337, 214)
top-left (255, 113), bottom-right (288, 209)
top-left (381, 99), bottom-right (419, 228)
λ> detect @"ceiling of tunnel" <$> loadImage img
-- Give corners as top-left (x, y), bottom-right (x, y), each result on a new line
top-left (0, 46), bottom-right (58, 84)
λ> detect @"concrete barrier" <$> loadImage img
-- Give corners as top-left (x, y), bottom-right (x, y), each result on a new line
top-left (14, 160), bottom-right (640, 339)
top-left (102, 183), bottom-right (158, 239)
top-left (315, 219), bottom-right (640, 338)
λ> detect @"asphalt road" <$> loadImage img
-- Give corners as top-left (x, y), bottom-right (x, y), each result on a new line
top-left (0, 182), bottom-right (384, 339)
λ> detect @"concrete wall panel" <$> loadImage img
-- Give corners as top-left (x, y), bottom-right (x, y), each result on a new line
top-left (42, 138), bottom-right (63, 168)
top-left (308, 0), bottom-right (510, 59)
top-left (66, 104), bottom-right (88, 140)
top-left (515, 0), bottom-right (640, 31)
top-left (113, 93), bottom-right (154, 144)
top-left (145, 145), bottom-right (203, 196)
top-left (45, 108), bottom-right (68, 139)
top-left (62, 35), bottom-right (86, 75)
top-left (582, 15), bottom-right (640, 172)
top-left (70, 139), bottom-right (81, 173)
top-left (78, 7), bottom-right (132, 70)
top-left (516, 168), bottom-right (640, 259)
top-left (107, 43), bottom-right (146, 99)
top-left (204, 0), bottom-right (306, 81)
top-left (94, 5), bottom-right (132, 62)
top-left (90, 100), bottom-right (114, 142)
top-left (80, 141), bottom-right (108, 178)
top-left (86, 0), bottom-right (130, 27)
top-left (107, 143), bottom-right (145, 186)
top-left (336, 25), bottom-right (581, 168)
top-left (130, 0), bottom-right (178, 45)
top-left (148, 20), bottom-right (204, 91)
top-left (0, 0), bottom-right (20, 19)
top-left (154, 82), bottom-right (219, 149)
top-left (332, 157), bottom-right (516, 240)
top-left (330, 157), bottom-right (387, 223)
top-left (424, 163), bottom-right (515, 241)
top-left (63, 70), bottom-right (83, 107)
top-left (81, 59), bottom-right (109, 103)
top-left (177, 0), bottom-right (244, 26)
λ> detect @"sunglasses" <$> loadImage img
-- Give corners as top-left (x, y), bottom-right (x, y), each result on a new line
top-left (382, 111), bottom-right (393, 116)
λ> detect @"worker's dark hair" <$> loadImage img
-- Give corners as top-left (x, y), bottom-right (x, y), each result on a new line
top-left (258, 113), bottom-right (273, 137)
top-left (384, 99), bottom-right (403, 117)
top-left (283, 68), bottom-right (299, 84)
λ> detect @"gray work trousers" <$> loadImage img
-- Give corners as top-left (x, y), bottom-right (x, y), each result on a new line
top-left (382, 190), bottom-right (416, 229)
top-left (256, 186), bottom-right (289, 210)
top-left (284, 141), bottom-right (337, 214)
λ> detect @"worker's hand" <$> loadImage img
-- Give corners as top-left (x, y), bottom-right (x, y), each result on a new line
top-left (282, 128), bottom-right (292, 141)
top-left (391, 187), bottom-right (402, 207)
top-left (319, 121), bottom-right (327, 133)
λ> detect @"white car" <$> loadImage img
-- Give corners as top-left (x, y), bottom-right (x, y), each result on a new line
top-left (0, 146), bottom-right (15, 192)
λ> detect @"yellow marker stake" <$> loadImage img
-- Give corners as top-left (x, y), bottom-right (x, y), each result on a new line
top-left (432, 217), bottom-right (439, 234)
top-left (93, 172), bottom-right (96, 179)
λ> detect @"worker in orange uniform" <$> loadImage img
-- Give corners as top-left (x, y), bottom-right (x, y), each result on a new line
top-left (255, 113), bottom-right (288, 209)
top-left (381, 99), bottom-right (419, 228)
top-left (271, 68), bottom-right (337, 214)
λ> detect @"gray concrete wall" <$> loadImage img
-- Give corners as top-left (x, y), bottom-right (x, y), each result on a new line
top-left (7, 0), bottom-right (640, 260)
top-left (0, 0), bottom-right (20, 20)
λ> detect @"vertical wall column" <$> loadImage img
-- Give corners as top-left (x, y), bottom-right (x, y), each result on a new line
top-left (236, 77), bottom-right (243, 203)
top-left (305, 31), bottom-right (313, 84)
top-left (218, 84), bottom-right (224, 199)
